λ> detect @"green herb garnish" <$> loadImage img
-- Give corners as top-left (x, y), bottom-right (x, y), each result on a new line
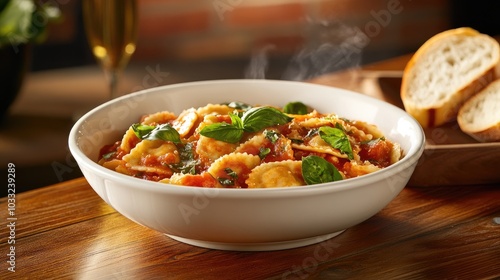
top-left (224, 101), bottom-right (252, 110)
top-left (302, 155), bottom-right (343, 185)
top-left (224, 167), bottom-right (238, 178)
top-left (241, 107), bottom-right (293, 132)
top-left (318, 125), bottom-right (353, 160)
top-left (218, 178), bottom-right (234, 186)
top-left (198, 122), bottom-right (244, 144)
top-left (264, 130), bottom-right (280, 144)
top-left (169, 142), bottom-right (199, 174)
top-left (218, 168), bottom-right (238, 186)
top-left (259, 147), bottom-right (271, 159)
top-left (283, 101), bottom-right (308, 115)
top-left (131, 123), bottom-right (181, 144)
top-left (200, 106), bottom-right (293, 143)
top-left (131, 123), bottom-right (155, 139)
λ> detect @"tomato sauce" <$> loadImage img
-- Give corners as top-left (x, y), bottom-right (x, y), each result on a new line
top-left (178, 172), bottom-right (218, 188)
top-left (263, 137), bottom-right (294, 163)
top-left (213, 162), bottom-right (253, 188)
top-left (359, 140), bottom-right (393, 167)
top-left (97, 103), bottom-right (402, 188)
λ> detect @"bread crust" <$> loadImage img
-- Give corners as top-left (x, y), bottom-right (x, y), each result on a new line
top-left (462, 124), bottom-right (500, 142)
top-left (401, 27), bottom-right (500, 128)
top-left (458, 79), bottom-right (500, 142)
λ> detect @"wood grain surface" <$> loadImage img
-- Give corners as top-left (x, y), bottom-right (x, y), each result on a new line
top-left (1, 177), bottom-right (499, 279)
top-left (2, 53), bottom-right (500, 279)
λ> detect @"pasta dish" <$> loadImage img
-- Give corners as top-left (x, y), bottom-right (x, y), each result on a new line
top-left (98, 101), bottom-right (403, 188)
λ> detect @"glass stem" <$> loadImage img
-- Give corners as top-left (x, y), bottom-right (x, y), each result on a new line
top-left (108, 69), bottom-right (120, 100)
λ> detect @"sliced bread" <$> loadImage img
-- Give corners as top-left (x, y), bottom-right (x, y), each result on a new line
top-left (457, 78), bottom-right (500, 142)
top-left (401, 27), bottom-right (500, 128)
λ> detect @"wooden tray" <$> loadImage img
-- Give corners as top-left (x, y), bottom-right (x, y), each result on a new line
top-left (377, 76), bottom-right (500, 186)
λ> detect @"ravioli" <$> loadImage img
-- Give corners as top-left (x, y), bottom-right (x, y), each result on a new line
top-left (207, 153), bottom-right (261, 188)
top-left (172, 108), bottom-right (199, 138)
top-left (122, 139), bottom-right (178, 175)
top-left (246, 160), bottom-right (303, 188)
top-left (98, 101), bottom-right (404, 188)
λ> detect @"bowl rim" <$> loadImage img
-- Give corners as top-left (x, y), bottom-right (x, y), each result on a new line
top-left (68, 79), bottom-right (425, 198)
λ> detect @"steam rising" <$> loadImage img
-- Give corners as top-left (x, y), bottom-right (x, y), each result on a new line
top-left (245, 20), bottom-right (369, 81)
top-left (244, 45), bottom-right (275, 79)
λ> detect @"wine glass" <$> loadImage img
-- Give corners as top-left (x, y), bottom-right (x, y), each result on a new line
top-left (82, 0), bottom-right (138, 100)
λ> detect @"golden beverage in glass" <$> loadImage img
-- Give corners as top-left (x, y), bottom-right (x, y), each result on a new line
top-left (82, 0), bottom-right (138, 99)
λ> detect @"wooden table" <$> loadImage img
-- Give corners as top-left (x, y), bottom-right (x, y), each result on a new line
top-left (2, 55), bottom-right (500, 279)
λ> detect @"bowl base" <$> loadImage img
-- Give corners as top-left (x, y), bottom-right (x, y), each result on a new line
top-left (166, 230), bottom-right (345, 251)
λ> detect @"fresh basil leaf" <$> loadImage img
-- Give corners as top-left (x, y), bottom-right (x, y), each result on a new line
top-left (199, 122), bottom-right (244, 143)
top-left (144, 123), bottom-right (182, 144)
top-left (169, 142), bottom-right (199, 174)
top-left (198, 106), bottom-right (292, 143)
top-left (335, 122), bottom-right (345, 131)
top-left (131, 123), bottom-right (181, 144)
top-left (283, 101), bottom-right (308, 115)
top-left (302, 155), bottom-right (343, 185)
top-left (131, 123), bottom-right (155, 139)
top-left (229, 113), bottom-right (244, 129)
top-left (224, 101), bottom-right (252, 110)
top-left (318, 126), bottom-right (353, 160)
top-left (241, 107), bottom-right (293, 132)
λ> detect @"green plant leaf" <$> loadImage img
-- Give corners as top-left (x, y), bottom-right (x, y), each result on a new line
top-left (0, 0), bottom-right (61, 47)
top-left (241, 107), bottom-right (293, 132)
top-left (0, 0), bottom-right (35, 46)
top-left (199, 122), bottom-right (244, 144)
top-left (132, 123), bottom-right (181, 144)
top-left (199, 106), bottom-right (293, 143)
top-left (283, 101), bottom-right (308, 115)
top-left (169, 142), bottom-right (199, 174)
top-left (229, 112), bottom-right (244, 129)
top-left (318, 126), bottom-right (353, 160)
top-left (224, 101), bottom-right (252, 110)
top-left (302, 155), bottom-right (342, 185)
top-left (131, 123), bottom-right (155, 139)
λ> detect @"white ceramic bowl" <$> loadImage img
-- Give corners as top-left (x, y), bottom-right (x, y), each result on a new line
top-left (69, 79), bottom-right (425, 251)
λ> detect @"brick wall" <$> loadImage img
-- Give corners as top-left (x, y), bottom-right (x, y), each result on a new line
top-left (135, 0), bottom-right (452, 63)
top-left (39, 0), bottom-right (452, 68)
